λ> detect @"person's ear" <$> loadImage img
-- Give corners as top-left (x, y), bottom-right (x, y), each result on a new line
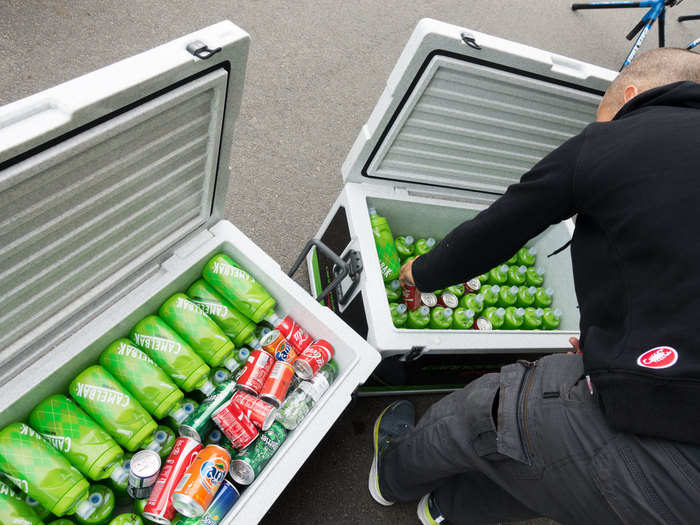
top-left (623, 85), bottom-right (640, 104)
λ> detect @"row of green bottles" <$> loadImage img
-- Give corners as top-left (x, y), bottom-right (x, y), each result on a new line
top-left (480, 285), bottom-right (553, 309)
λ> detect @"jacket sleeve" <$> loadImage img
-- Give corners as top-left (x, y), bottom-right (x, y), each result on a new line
top-left (411, 131), bottom-right (585, 292)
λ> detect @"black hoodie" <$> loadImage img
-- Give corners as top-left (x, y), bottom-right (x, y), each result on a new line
top-left (412, 81), bottom-right (700, 444)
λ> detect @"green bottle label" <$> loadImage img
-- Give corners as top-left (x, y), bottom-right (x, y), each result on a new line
top-left (369, 213), bottom-right (401, 282)
top-left (69, 366), bottom-right (157, 452)
top-left (0, 479), bottom-right (44, 525)
top-left (202, 254), bottom-right (276, 323)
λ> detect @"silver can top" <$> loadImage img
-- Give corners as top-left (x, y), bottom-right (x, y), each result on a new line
top-left (420, 292), bottom-right (437, 308)
top-left (129, 449), bottom-right (161, 485)
top-left (475, 317), bottom-right (493, 331)
top-left (440, 292), bottom-right (459, 309)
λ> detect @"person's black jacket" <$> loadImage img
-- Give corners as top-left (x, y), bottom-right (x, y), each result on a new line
top-left (412, 81), bottom-right (700, 445)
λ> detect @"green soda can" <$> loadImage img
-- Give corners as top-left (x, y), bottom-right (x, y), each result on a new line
top-left (523, 307), bottom-right (543, 330)
top-left (74, 485), bottom-right (114, 525)
top-left (229, 422), bottom-right (287, 485)
top-left (482, 285), bottom-right (500, 307)
top-left (162, 399), bottom-right (199, 433)
top-left (498, 286), bottom-right (518, 308)
top-left (534, 287), bottom-right (554, 308)
top-left (445, 284), bottom-right (465, 297)
top-left (452, 307), bottom-right (475, 330)
top-left (385, 280), bottom-right (402, 302)
top-left (389, 303), bottom-right (408, 328)
top-left (69, 366), bottom-right (158, 452)
top-left (406, 306), bottom-right (431, 329)
top-left (179, 380), bottom-right (238, 442)
top-left (0, 478), bottom-right (44, 525)
top-left (429, 307), bottom-right (453, 329)
top-left (460, 293), bottom-right (484, 315)
top-left (542, 308), bottom-right (562, 330)
top-left (516, 286), bottom-right (537, 308)
top-left (99, 339), bottom-right (186, 422)
top-left (414, 237), bottom-right (436, 256)
top-left (148, 426), bottom-right (176, 458)
top-left (29, 395), bottom-right (127, 483)
top-left (525, 266), bottom-right (545, 287)
top-left (394, 235), bottom-right (415, 261)
top-left (488, 264), bottom-right (509, 285)
top-left (109, 514), bottom-right (143, 525)
top-left (159, 293), bottom-right (235, 368)
top-left (0, 423), bottom-right (94, 518)
top-left (132, 498), bottom-right (146, 518)
top-left (202, 253), bottom-right (277, 323)
top-left (517, 246), bottom-right (537, 266)
top-left (506, 253), bottom-right (519, 265)
top-left (130, 316), bottom-right (214, 395)
top-left (483, 307), bottom-right (505, 329)
top-left (367, 208), bottom-right (401, 282)
top-left (503, 307), bottom-right (525, 330)
top-left (507, 265), bottom-right (527, 286)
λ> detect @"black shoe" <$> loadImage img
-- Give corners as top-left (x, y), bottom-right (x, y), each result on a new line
top-left (418, 493), bottom-right (449, 524)
top-left (368, 400), bottom-right (415, 506)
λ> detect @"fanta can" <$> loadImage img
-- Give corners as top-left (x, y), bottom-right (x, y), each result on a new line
top-left (171, 445), bottom-right (230, 518)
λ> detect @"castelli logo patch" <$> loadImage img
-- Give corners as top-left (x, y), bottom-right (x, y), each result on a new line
top-left (637, 346), bottom-right (678, 369)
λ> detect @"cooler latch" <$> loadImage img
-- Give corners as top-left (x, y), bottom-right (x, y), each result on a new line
top-left (400, 346), bottom-right (427, 362)
top-left (186, 40), bottom-right (222, 60)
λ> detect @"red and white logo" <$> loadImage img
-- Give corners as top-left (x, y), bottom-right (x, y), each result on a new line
top-left (636, 346), bottom-right (678, 369)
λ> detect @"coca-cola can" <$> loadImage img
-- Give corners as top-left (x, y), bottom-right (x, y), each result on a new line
top-left (402, 284), bottom-right (421, 311)
top-left (473, 317), bottom-right (493, 330)
top-left (260, 330), bottom-right (297, 363)
top-left (294, 339), bottom-right (334, 380)
top-left (236, 349), bottom-right (274, 395)
top-left (464, 278), bottom-right (481, 294)
top-left (231, 390), bottom-right (277, 431)
top-left (274, 316), bottom-right (312, 353)
top-left (143, 437), bottom-right (202, 525)
top-left (260, 361), bottom-right (295, 408)
top-left (420, 292), bottom-right (438, 308)
top-left (438, 292), bottom-right (459, 309)
top-left (211, 400), bottom-right (259, 450)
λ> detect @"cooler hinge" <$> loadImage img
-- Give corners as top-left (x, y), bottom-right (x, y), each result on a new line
top-left (161, 228), bottom-right (215, 272)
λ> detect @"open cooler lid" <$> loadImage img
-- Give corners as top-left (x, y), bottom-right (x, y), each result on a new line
top-left (0, 21), bottom-right (249, 382)
top-left (343, 18), bottom-right (616, 195)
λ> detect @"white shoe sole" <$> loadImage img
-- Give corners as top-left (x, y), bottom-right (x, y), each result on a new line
top-left (368, 405), bottom-right (395, 506)
top-left (417, 493), bottom-right (444, 524)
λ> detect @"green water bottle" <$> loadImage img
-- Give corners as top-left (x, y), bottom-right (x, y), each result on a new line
top-left (506, 253), bottom-right (519, 265)
top-left (99, 339), bottom-right (186, 422)
top-left (385, 280), bottom-right (402, 302)
top-left (498, 286), bottom-right (518, 308)
top-left (109, 514), bottom-right (143, 525)
top-left (429, 307), bottom-right (453, 329)
top-left (74, 485), bottom-right (114, 525)
top-left (368, 208), bottom-right (401, 282)
top-left (453, 307), bottom-right (475, 329)
top-left (390, 303), bottom-right (408, 328)
top-left (542, 308), bottom-right (562, 330)
top-left (24, 496), bottom-right (50, 521)
top-left (201, 253), bottom-right (277, 323)
top-left (406, 306), bottom-right (431, 329)
top-left (482, 285), bottom-right (500, 307)
top-left (507, 265), bottom-right (527, 286)
top-left (69, 367), bottom-right (158, 452)
top-left (517, 247), bottom-right (537, 266)
top-left (488, 264), bottom-right (509, 285)
top-left (445, 284), bottom-right (465, 297)
top-left (105, 453), bottom-right (131, 498)
top-left (483, 307), bottom-right (505, 329)
top-left (0, 478), bottom-right (44, 525)
top-left (503, 307), bottom-right (525, 330)
top-left (525, 266), bottom-right (545, 287)
top-left (534, 287), bottom-right (554, 308)
top-left (414, 237), bottom-right (437, 256)
top-left (394, 235), bottom-right (415, 261)
top-left (0, 423), bottom-right (95, 518)
top-left (477, 273), bottom-right (489, 283)
top-left (130, 316), bottom-right (214, 395)
top-left (523, 307), bottom-right (543, 330)
top-left (186, 280), bottom-right (258, 347)
top-left (29, 395), bottom-right (127, 484)
top-left (516, 286), bottom-right (537, 308)
top-left (150, 426), bottom-right (176, 458)
top-left (460, 293), bottom-right (484, 314)
top-left (162, 399), bottom-right (198, 433)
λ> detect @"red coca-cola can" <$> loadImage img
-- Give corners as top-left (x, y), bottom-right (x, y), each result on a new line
top-left (294, 339), bottom-right (334, 380)
top-left (236, 349), bottom-right (274, 395)
top-left (260, 330), bottom-right (298, 363)
top-left (473, 317), bottom-right (493, 330)
top-left (231, 390), bottom-right (277, 431)
top-left (438, 292), bottom-right (459, 309)
top-left (464, 277), bottom-right (481, 294)
top-left (421, 292), bottom-right (438, 308)
top-left (402, 284), bottom-right (421, 311)
top-left (260, 361), bottom-right (295, 407)
top-left (211, 399), bottom-right (259, 450)
top-left (143, 437), bottom-right (202, 525)
top-left (274, 315), bottom-right (312, 353)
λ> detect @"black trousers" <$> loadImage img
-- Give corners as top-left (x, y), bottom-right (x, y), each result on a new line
top-left (379, 353), bottom-right (700, 525)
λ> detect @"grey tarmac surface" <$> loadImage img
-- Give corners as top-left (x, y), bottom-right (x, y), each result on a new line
top-left (2, 1), bottom-right (699, 524)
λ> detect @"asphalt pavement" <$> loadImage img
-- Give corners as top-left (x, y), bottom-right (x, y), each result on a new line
top-left (2, 1), bottom-right (699, 523)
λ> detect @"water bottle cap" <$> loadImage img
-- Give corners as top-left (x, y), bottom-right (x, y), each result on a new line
top-left (89, 492), bottom-right (103, 507)
top-left (183, 401), bottom-right (195, 413)
top-left (419, 306), bottom-right (430, 315)
top-left (404, 235), bottom-right (414, 245)
top-left (426, 237), bottom-right (436, 247)
top-left (155, 430), bottom-right (168, 443)
top-left (208, 429), bottom-right (222, 442)
top-left (466, 309), bottom-right (475, 317)
top-left (239, 347), bottom-right (251, 360)
top-left (214, 370), bottom-right (229, 383)
top-left (527, 286), bottom-right (537, 294)
top-left (368, 206), bottom-right (377, 215)
top-left (199, 380), bottom-right (215, 396)
top-left (75, 498), bottom-right (98, 520)
top-left (536, 266), bottom-right (545, 276)
top-left (249, 337), bottom-right (262, 349)
top-left (553, 308), bottom-right (562, 318)
top-left (528, 247), bottom-right (537, 255)
top-left (499, 264), bottom-right (508, 272)
top-left (109, 464), bottom-right (129, 484)
top-left (518, 265), bottom-right (527, 274)
top-left (535, 308), bottom-right (544, 317)
top-left (496, 307), bottom-right (505, 318)
top-left (546, 287), bottom-right (554, 296)
top-left (491, 285), bottom-right (500, 293)
top-left (396, 303), bottom-right (407, 314)
top-left (509, 286), bottom-right (518, 294)
top-left (390, 279), bottom-right (400, 290)
top-left (443, 308), bottom-right (453, 317)
top-left (475, 294), bottom-right (484, 303)
top-left (516, 307), bottom-right (525, 316)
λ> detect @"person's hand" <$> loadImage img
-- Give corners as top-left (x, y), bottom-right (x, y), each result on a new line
top-left (399, 257), bottom-right (416, 288)
top-left (568, 337), bottom-right (582, 354)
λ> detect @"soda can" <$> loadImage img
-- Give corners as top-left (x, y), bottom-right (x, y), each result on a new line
top-left (260, 330), bottom-right (297, 363)
top-left (464, 278), bottom-right (481, 294)
top-left (143, 437), bottom-right (202, 525)
top-left (235, 349), bottom-right (274, 395)
top-left (293, 339), bottom-right (334, 380)
top-left (179, 380), bottom-right (238, 442)
top-left (127, 450), bottom-right (161, 500)
top-left (231, 390), bottom-right (277, 431)
top-left (197, 480), bottom-right (239, 525)
top-left (229, 422), bottom-right (287, 486)
top-left (270, 315), bottom-right (313, 353)
top-left (473, 317), bottom-right (493, 331)
top-left (438, 292), bottom-right (459, 309)
top-left (171, 445), bottom-right (230, 518)
top-left (402, 284), bottom-right (421, 311)
top-left (420, 292), bottom-right (438, 308)
top-left (211, 400), bottom-right (259, 450)
top-left (260, 361), bottom-right (295, 408)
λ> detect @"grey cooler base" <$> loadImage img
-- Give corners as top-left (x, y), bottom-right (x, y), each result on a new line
top-left (380, 353), bottom-right (700, 525)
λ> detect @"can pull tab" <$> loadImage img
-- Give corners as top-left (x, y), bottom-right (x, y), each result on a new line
top-left (186, 40), bottom-right (222, 60)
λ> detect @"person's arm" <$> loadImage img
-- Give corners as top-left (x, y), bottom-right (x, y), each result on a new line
top-left (410, 131), bottom-right (585, 292)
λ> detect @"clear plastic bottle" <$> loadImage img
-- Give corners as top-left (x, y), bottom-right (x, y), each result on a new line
top-left (276, 361), bottom-right (339, 430)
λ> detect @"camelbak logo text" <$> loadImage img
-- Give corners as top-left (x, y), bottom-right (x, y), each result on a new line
top-left (133, 334), bottom-right (181, 354)
top-left (74, 383), bottom-right (130, 407)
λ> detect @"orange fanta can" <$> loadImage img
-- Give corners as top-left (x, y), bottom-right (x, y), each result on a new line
top-left (171, 444), bottom-right (231, 517)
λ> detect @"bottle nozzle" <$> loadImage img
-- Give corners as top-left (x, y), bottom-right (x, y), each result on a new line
top-left (368, 206), bottom-right (377, 216)
top-left (213, 369), bottom-right (229, 384)
top-left (199, 379), bottom-right (215, 396)
top-left (545, 287), bottom-right (554, 296)
top-left (518, 265), bottom-right (527, 274)
top-left (419, 306), bottom-right (430, 315)
top-left (396, 303), bottom-right (407, 314)
top-left (443, 308), bottom-right (453, 317)
top-left (223, 356), bottom-right (239, 373)
top-left (75, 496), bottom-right (98, 520)
top-left (527, 286), bottom-right (537, 294)
top-left (169, 403), bottom-right (191, 425)
top-left (509, 286), bottom-right (518, 294)
top-left (535, 308), bottom-right (544, 318)
top-left (465, 308), bottom-right (475, 317)
top-left (553, 308), bottom-right (562, 318)
top-left (516, 307), bottom-right (525, 316)
top-left (528, 247), bottom-right (537, 255)
top-left (491, 285), bottom-right (500, 293)
top-left (264, 311), bottom-right (282, 326)
top-left (426, 237), bottom-right (436, 247)
top-left (405, 235), bottom-right (414, 245)
top-left (390, 279), bottom-right (400, 290)
top-left (496, 308), bottom-right (505, 318)
top-left (536, 267), bottom-right (545, 276)
top-left (475, 294), bottom-right (484, 304)
top-left (109, 463), bottom-right (129, 484)
top-left (499, 264), bottom-right (508, 273)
